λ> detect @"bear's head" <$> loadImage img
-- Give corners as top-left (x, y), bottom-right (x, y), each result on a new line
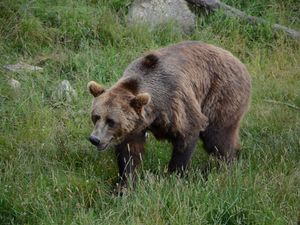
top-left (87, 79), bottom-right (151, 150)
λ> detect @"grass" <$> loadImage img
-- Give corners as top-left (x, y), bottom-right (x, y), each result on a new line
top-left (0, 0), bottom-right (299, 224)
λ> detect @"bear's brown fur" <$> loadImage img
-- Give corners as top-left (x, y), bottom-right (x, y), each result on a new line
top-left (88, 41), bottom-right (251, 185)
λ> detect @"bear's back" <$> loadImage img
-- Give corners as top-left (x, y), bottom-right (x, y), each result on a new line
top-left (123, 41), bottom-right (250, 107)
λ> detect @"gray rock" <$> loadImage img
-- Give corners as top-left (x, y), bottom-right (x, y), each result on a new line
top-left (8, 78), bottom-right (21, 89)
top-left (53, 80), bottom-right (77, 103)
top-left (3, 62), bottom-right (43, 72)
top-left (127, 0), bottom-right (196, 33)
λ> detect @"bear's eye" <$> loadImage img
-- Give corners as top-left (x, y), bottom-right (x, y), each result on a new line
top-left (106, 118), bottom-right (115, 127)
top-left (92, 115), bottom-right (101, 123)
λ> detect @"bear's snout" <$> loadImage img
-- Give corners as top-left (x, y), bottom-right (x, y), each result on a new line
top-left (89, 135), bottom-right (100, 146)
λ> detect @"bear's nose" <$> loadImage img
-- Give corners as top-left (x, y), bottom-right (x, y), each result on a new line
top-left (89, 135), bottom-right (100, 146)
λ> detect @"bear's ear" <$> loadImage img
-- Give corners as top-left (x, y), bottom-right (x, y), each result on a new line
top-left (130, 93), bottom-right (151, 114)
top-left (142, 53), bottom-right (159, 68)
top-left (87, 81), bottom-right (105, 97)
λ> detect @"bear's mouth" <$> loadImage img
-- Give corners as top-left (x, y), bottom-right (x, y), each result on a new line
top-left (96, 137), bottom-right (114, 151)
top-left (96, 142), bottom-right (109, 151)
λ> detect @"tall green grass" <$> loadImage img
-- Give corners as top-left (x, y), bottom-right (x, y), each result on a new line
top-left (0, 0), bottom-right (299, 224)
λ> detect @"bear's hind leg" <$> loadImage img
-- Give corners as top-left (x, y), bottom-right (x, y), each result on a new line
top-left (200, 123), bottom-right (240, 163)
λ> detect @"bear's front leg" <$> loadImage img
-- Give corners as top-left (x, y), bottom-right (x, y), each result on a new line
top-left (168, 134), bottom-right (199, 175)
top-left (114, 132), bottom-right (146, 192)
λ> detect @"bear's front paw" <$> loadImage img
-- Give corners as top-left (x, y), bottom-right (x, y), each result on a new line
top-left (112, 182), bottom-right (129, 197)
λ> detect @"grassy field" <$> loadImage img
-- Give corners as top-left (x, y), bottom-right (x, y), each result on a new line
top-left (0, 0), bottom-right (299, 224)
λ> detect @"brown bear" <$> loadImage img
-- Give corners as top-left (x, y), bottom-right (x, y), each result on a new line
top-left (87, 41), bottom-right (251, 186)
